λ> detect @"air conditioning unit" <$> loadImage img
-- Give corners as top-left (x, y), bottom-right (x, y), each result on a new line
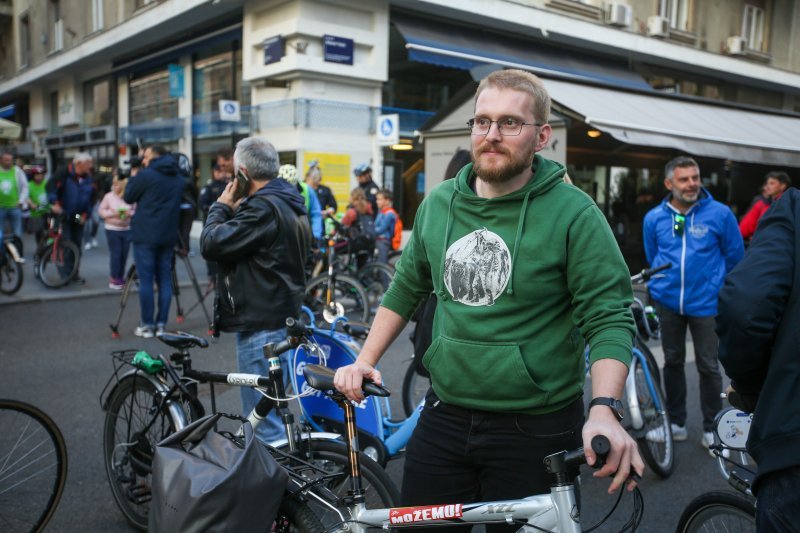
top-left (53, 19), bottom-right (64, 51)
top-left (646, 15), bottom-right (669, 37)
top-left (726, 36), bottom-right (747, 55)
top-left (605, 2), bottom-right (632, 27)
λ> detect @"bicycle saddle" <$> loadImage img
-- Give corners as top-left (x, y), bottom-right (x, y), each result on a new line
top-left (303, 364), bottom-right (390, 397)
top-left (157, 331), bottom-right (209, 350)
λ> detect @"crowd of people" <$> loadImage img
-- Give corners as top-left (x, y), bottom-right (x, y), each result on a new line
top-left (2, 67), bottom-right (798, 529)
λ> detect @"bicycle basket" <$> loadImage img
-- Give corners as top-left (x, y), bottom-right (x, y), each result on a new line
top-left (149, 412), bottom-right (288, 533)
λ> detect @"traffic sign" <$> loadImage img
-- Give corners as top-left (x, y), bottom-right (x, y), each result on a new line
top-left (377, 114), bottom-right (399, 146)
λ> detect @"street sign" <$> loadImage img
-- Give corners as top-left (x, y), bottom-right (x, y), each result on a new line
top-left (219, 100), bottom-right (241, 122)
top-left (376, 114), bottom-right (399, 146)
top-left (323, 35), bottom-right (354, 65)
top-left (263, 36), bottom-right (285, 65)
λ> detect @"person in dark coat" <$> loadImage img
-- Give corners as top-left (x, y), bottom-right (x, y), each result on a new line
top-left (124, 145), bottom-right (184, 338)
top-left (717, 187), bottom-right (800, 529)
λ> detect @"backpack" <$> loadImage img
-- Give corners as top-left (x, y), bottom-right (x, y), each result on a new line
top-left (386, 208), bottom-right (403, 250)
top-left (355, 212), bottom-right (377, 241)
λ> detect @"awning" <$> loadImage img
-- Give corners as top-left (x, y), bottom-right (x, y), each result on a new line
top-left (393, 13), bottom-right (651, 91)
top-left (0, 118), bottom-right (21, 140)
top-left (0, 104), bottom-right (15, 119)
top-left (545, 79), bottom-right (800, 167)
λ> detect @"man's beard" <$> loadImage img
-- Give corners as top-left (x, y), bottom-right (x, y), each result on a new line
top-left (472, 144), bottom-right (534, 184)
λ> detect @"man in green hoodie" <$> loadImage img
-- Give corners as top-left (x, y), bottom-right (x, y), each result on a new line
top-left (335, 69), bottom-right (641, 522)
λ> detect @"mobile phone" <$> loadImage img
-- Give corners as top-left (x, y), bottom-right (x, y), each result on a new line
top-left (233, 169), bottom-right (249, 200)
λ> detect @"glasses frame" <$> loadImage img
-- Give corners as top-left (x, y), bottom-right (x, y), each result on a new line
top-left (467, 118), bottom-right (542, 137)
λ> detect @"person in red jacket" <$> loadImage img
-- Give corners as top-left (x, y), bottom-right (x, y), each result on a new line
top-left (739, 171), bottom-right (791, 240)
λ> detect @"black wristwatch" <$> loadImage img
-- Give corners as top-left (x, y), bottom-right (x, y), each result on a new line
top-left (589, 397), bottom-right (624, 422)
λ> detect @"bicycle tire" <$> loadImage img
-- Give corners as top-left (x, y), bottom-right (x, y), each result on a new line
top-left (0, 399), bottom-right (68, 533)
top-left (632, 356), bottom-right (674, 478)
top-left (38, 240), bottom-right (80, 288)
top-left (304, 273), bottom-right (370, 324)
top-left (274, 495), bottom-right (325, 532)
top-left (356, 262), bottom-right (395, 316)
top-left (280, 439), bottom-right (400, 512)
top-left (675, 491), bottom-right (756, 533)
top-left (103, 376), bottom-right (188, 530)
top-left (402, 358), bottom-right (431, 417)
top-left (0, 252), bottom-right (23, 295)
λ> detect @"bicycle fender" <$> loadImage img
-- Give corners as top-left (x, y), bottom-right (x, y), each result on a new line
top-left (101, 370), bottom-right (189, 430)
top-left (625, 363), bottom-right (644, 430)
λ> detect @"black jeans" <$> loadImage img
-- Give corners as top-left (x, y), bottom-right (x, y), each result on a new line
top-left (401, 392), bottom-right (584, 533)
top-left (655, 303), bottom-right (722, 431)
top-left (757, 466), bottom-right (800, 532)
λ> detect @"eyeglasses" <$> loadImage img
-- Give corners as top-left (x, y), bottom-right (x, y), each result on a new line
top-left (467, 117), bottom-right (542, 136)
top-left (673, 214), bottom-right (686, 236)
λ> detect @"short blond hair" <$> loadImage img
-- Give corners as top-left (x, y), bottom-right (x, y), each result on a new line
top-left (475, 69), bottom-right (551, 125)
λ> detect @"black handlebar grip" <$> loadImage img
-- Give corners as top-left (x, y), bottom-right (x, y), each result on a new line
top-left (363, 381), bottom-right (391, 398)
top-left (591, 435), bottom-right (611, 468)
top-left (285, 316), bottom-right (310, 337)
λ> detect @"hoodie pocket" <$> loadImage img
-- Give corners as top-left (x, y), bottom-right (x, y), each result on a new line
top-left (423, 335), bottom-right (550, 410)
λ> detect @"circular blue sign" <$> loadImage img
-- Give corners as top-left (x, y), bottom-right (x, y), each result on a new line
top-left (223, 103), bottom-right (236, 114)
top-left (380, 118), bottom-right (394, 137)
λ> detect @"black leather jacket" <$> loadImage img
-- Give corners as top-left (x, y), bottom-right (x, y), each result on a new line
top-left (200, 179), bottom-right (311, 332)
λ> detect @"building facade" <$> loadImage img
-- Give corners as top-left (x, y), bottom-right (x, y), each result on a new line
top-left (1, 0), bottom-right (799, 268)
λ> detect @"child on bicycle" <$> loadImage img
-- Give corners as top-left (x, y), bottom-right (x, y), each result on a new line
top-left (99, 174), bottom-right (135, 290)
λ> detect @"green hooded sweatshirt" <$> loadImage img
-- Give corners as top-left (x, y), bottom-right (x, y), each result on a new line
top-left (381, 154), bottom-right (635, 415)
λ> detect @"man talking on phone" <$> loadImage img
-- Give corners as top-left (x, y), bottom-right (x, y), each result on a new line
top-left (200, 136), bottom-right (311, 444)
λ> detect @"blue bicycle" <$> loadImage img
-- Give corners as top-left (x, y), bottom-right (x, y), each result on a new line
top-left (289, 308), bottom-right (419, 467)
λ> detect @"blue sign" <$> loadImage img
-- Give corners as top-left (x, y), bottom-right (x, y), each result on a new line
top-left (263, 35), bottom-right (285, 65)
top-left (380, 118), bottom-right (394, 136)
top-left (323, 34), bottom-right (354, 65)
top-left (168, 64), bottom-right (184, 98)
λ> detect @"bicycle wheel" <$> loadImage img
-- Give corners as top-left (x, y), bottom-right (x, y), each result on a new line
top-left (0, 253), bottom-right (23, 295)
top-left (635, 339), bottom-right (662, 388)
top-left (274, 496), bottom-right (324, 532)
top-left (402, 358), bottom-right (430, 417)
top-left (282, 439), bottom-right (400, 511)
top-left (103, 376), bottom-right (188, 530)
top-left (0, 399), bottom-right (68, 533)
top-left (632, 356), bottom-right (674, 478)
top-left (675, 491), bottom-right (756, 532)
top-left (356, 262), bottom-right (395, 315)
top-left (38, 240), bottom-right (80, 288)
top-left (304, 274), bottom-right (370, 324)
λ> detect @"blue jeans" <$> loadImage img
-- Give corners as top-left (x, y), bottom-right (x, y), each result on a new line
top-left (0, 207), bottom-right (23, 239)
top-left (757, 466), bottom-right (800, 532)
top-left (60, 219), bottom-right (84, 277)
top-left (132, 243), bottom-right (173, 328)
top-left (235, 329), bottom-right (290, 445)
top-left (106, 229), bottom-right (131, 280)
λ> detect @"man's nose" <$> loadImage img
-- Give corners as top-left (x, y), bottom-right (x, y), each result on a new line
top-left (484, 122), bottom-right (503, 141)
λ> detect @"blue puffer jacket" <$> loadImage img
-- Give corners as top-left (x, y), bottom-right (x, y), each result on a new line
top-left (643, 189), bottom-right (744, 316)
top-left (124, 155), bottom-right (184, 247)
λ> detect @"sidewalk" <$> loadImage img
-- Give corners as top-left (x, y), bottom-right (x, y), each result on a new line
top-left (0, 221), bottom-right (209, 306)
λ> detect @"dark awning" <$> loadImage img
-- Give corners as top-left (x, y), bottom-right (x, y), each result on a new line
top-left (393, 13), bottom-right (651, 91)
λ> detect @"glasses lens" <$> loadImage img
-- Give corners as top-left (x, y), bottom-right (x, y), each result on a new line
top-left (673, 215), bottom-right (685, 235)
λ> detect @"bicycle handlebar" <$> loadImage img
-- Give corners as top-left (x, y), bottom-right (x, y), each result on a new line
top-left (631, 262), bottom-right (672, 284)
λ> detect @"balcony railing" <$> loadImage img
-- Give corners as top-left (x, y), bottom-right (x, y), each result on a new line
top-left (119, 117), bottom-right (186, 145)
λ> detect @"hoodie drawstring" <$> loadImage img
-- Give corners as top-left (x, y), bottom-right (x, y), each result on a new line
top-left (437, 189), bottom-right (458, 300)
top-left (506, 189), bottom-right (532, 295)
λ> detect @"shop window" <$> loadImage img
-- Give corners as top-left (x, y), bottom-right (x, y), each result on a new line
top-left (742, 4), bottom-right (766, 51)
top-left (83, 78), bottom-right (112, 127)
top-left (658, 0), bottom-right (692, 31)
top-left (129, 69), bottom-right (179, 124)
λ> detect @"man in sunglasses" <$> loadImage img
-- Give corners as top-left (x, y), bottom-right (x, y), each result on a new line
top-left (335, 69), bottom-right (643, 524)
top-left (643, 156), bottom-right (744, 453)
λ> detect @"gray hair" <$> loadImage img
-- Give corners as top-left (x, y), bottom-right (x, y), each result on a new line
top-left (234, 137), bottom-right (279, 181)
top-left (73, 152), bottom-right (93, 164)
top-left (665, 156), bottom-right (699, 181)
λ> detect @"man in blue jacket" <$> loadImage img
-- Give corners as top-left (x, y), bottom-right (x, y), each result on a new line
top-left (717, 187), bottom-right (800, 529)
top-left (124, 145), bottom-right (184, 338)
top-left (643, 156), bottom-right (743, 449)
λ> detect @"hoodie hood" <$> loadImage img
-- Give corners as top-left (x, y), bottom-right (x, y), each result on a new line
top-left (440, 154), bottom-right (566, 295)
top-left (148, 154), bottom-right (180, 176)
top-left (252, 177), bottom-right (307, 217)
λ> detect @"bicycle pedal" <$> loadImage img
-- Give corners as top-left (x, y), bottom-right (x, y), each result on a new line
top-left (127, 484), bottom-right (152, 504)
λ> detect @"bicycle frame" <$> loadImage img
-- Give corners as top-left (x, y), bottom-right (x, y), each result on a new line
top-left (625, 346), bottom-right (664, 431)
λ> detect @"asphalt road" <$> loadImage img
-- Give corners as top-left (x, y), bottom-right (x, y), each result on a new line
top-left (0, 289), bottom-right (742, 532)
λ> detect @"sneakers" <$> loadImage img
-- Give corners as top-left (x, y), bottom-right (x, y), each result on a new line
top-left (156, 324), bottom-right (165, 336)
top-left (645, 423), bottom-right (687, 443)
top-left (134, 325), bottom-right (155, 338)
top-left (84, 242), bottom-right (92, 251)
top-left (91, 238), bottom-right (99, 248)
top-left (109, 277), bottom-right (125, 290)
top-left (702, 431), bottom-right (731, 458)
top-left (701, 431), bottom-right (715, 449)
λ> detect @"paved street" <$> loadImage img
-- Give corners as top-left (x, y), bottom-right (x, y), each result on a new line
top-left (0, 228), bottom-right (742, 531)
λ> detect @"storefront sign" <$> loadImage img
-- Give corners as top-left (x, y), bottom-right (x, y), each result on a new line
top-left (168, 64), bottom-right (184, 98)
top-left (263, 36), bottom-right (285, 65)
top-left (323, 35), bottom-right (353, 65)
top-left (303, 152), bottom-right (351, 210)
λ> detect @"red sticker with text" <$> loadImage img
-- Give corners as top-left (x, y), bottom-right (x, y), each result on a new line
top-left (389, 504), bottom-right (463, 524)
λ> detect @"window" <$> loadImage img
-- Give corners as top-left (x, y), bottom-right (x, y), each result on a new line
top-left (19, 15), bottom-right (30, 68)
top-left (742, 4), bottom-right (765, 51)
top-left (192, 44), bottom-right (251, 116)
top-left (92, 0), bottom-right (104, 32)
top-left (49, 91), bottom-right (59, 130)
top-left (129, 68), bottom-right (179, 124)
top-left (49, 0), bottom-right (62, 51)
top-left (659, 0), bottom-right (691, 31)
